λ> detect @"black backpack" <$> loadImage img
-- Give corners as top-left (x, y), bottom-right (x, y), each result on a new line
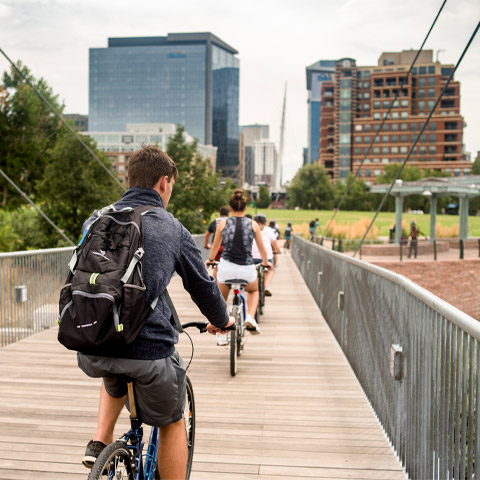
top-left (58, 204), bottom-right (176, 355)
top-left (309, 220), bottom-right (315, 228)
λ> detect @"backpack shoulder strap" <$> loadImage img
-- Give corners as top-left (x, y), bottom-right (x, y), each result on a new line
top-left (163, 289), bottom-right (183, 333)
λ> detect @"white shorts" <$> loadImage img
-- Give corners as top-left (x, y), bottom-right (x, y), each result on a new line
top-left (217, 258), bottom-right (257, 284)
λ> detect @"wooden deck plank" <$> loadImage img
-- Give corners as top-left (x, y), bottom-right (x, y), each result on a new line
top-left (0, 253), bottom-right (405, 478)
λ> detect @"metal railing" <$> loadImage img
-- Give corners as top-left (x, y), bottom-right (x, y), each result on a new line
top-left (0, 247), bottom-right (73, 346)
top-left (292, 234), bottom-right (480, 480)
top-left (0, 235), bottom-right (208, 347)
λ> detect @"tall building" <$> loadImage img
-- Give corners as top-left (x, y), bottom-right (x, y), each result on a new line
top-left (254, 140), bottom-right (279, 189)
top-left (239, 124), bottom-right (270, 187)
top-left (89, 33), bottom-right (239, 179)
top-left (305, 60), bottom-right (336, 164)
top-left (316, 50), bottom-right (470, 183)
top-left (85, 123), bottom-right (217, 185)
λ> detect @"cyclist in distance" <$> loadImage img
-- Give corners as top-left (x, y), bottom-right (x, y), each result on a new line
top-left (252, 214), bottom-right (280, 296)
top-left (204, 205), bottom-right (229, 279)
top-left (76, 146), bottom-right (233, 479)
top-left (207, 188), bottom-right (270, 336)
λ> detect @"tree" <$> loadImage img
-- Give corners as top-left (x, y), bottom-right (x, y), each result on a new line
top-left (256, 185), bottom-right (271, 208)
top-left (35, 130), bottom-right (120, 244)
top-left (0, 62), bottom-right (63, 209)
top-left (166, 125), bottom-right (235, 233)
top-left (286, 164), bottom-right (334, 210)
top-left (472, 152), bottom-right (480, 175)
top-left (334, 173), bottom-right (373, 211)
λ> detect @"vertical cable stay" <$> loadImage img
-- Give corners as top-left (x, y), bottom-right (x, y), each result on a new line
top-left (320, 0), bottom-right (448, 238)
top-left (353, 21), bottom-right (480, 257)
top-left (0, 167), bottom-right (76, 246)
top-left (0, 47), bottom-right (126, 192)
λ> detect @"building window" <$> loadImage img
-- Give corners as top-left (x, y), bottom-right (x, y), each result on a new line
top-left (382, 147), bottom-right (389, 154)
top-left (400, 135), bottom-right (408, 142)
top-left (391, 135), bottom-right (398, 142)
top-left (374, 101), bottom-right (381, 109)
top-left (401, 123), bottom-right (408, 131)
top-left (355, 125), bottom-right (363, 131)
top-left (355, 136), bottom-right (362, 143)
top-left (363, 103), bottom-right (370, 110)
top-left (411, 123), bottom-right (418, 130)
top-left (429, 146), bottom-right (436, 154)
top-left (429, 134), bottom-right (437, 142)
top-left (428, 101), bottom-right (435, 109)
top-left (391, 146), bottom-right (398, 154)
top-left (430, 122), bottom-right (436, 131)
top-left (363, 92), bottom-right (370, 99)
top-left (400, 146), bottom-right (408, 153)
top-left (374, 113), bottom-right (381, 120)
top-left (401, 112), bottom-right (408, 119)
top-left (373, 147), bottom-right (380, 154)
top-left (392, 123), bottom-right (398, 131)
top-left (392, 112), bottom-right (399, 119)
top-left (428, 66), bottom-right (435, 74)
top-left (339, 134), bottom-right (351, 144)
top-left (364, 136), bottom-right (370, 142)
top-left (418, 101), bottom-right (426, 109)
top-left (401, 100), bottom-right (409, 107)
top-left (374, 169), bottom-right (381, 176)
top-left (383, 100), bottom-right (390, 108)
top-left (364, 124), bottom-right (371, 131)
top-left (428, 89), bottom-right (435, 98)
top-left (428, 77), bottom-right (435, 86)
top-left (382, 135), bottom-right (389, 142)
top-left (355, 147), bottom-right (362, 154)
top-left (419, 77), bottom-right (426, 86)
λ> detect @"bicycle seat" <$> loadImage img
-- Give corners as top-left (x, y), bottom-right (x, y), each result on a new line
top-left (225, 279), bottom-right (248, 287)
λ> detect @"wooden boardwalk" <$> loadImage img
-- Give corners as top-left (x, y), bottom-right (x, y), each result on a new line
top-left (0, 254), bottom-right (405, 479)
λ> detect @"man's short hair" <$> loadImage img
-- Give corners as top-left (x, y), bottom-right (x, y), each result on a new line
top-left (254, 214), bottom-right (267, 225)
top-left (219, 206), bottom-right (229, 217)
top-left (128, 145), bottom-right (178, 189)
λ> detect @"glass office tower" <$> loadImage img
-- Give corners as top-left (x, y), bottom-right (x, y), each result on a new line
top-left (305, 60), bottom-right (336, 164)
top-left (89, 33), bottom-right (239, 178)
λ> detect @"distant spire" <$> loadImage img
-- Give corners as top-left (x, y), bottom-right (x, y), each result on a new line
top-left (279, 82), bottom-right (287, 186)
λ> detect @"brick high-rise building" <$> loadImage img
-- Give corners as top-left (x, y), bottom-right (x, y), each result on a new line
top-left (316, 50), bottom-right (470, 183)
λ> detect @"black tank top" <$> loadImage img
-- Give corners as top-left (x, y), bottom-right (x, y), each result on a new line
top-left (221, 217), bottom-right (254, 266)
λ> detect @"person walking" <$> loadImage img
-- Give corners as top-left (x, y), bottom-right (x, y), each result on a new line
top-left (77, 145), bottom-right (233, 478)
top-left (283, 222), bottom-right (293, 253)
top-left (408, 221), bottom-right (427, 259)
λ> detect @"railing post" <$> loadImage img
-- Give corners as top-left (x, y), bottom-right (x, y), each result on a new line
top-left (332, 239), bottom-right (335, 251)
top-left (460, 239), bottom-right (464, 260)
top-left (338, 239), bottom-right (343, 253)
top-left (433, 240), bottom-right (437, 261)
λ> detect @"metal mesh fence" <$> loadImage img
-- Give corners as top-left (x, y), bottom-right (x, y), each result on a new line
top-left (0, 247), bottom-right (73, 346)
top-left (292, 234), bottom-right (480, 479)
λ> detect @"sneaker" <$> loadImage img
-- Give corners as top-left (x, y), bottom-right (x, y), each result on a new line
top-left (83, 440), bottom-right (107, 469)
top-left (216, 333), bottom-right (228, 346)
top-left (245, 315), bottom-right (261, 335)
top-left (265, 288), bottom-right (272, 297)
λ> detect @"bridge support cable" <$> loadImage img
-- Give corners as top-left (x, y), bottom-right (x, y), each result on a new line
top-left (353, 21), bottom-right (480, 257)
top-left (320, 0), bottom-right (448, 239)
top-left (0, 47), bottom-right (125, 193)
top-left (0, 167), bottom-right (75, 246)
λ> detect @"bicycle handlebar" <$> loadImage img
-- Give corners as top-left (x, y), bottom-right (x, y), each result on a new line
top-left (181, 321), bottom-right (236, 332)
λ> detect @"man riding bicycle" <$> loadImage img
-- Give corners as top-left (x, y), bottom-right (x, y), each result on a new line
top-left (76, 146), bottom-right (233, 479)
top-left (252, 214), bottom-right (280, 296)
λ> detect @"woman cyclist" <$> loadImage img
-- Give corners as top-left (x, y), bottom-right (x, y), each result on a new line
top-left (208, 189), bottom-right (270, 338)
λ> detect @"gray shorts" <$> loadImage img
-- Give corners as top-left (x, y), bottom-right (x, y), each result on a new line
top-left (78, 351), bottom-right (186, 428)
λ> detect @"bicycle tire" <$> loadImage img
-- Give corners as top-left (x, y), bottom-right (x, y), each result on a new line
top-left (230, 327), bottom-right (237, 378)
top-left (185, 376), bottom-right (195, 479)
top-left (236, 307), bottom-right (243, 357)
top-left (258, 271), bottom-right (265, 315)
top-left (88, 441), bottom-right (135, 480)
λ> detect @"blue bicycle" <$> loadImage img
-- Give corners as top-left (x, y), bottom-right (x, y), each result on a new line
top-left (88, 321), bottom-right (222, 480)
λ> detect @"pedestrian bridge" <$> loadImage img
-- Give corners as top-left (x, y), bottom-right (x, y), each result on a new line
top-left (0, 237), bottom-right (478, 479)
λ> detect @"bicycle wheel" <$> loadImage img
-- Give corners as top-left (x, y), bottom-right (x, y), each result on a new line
top-left (184, 376), bottom-right (196, 479)
top-left (88, 441), bottom-right (135, 480)
top-left (236, 307), bottom-right (243, 357)
top-left (258, 272), bottom-right (265, 315)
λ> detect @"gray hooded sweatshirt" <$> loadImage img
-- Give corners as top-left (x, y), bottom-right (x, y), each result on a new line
top-left (82, 186), bottom-right (229, 360)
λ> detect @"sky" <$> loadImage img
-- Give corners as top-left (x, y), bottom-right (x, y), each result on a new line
top-left (0, 0), bottom-right (479, 182)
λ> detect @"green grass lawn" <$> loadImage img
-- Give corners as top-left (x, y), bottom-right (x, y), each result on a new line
top-left (245, 208), bottom-right (480, 238)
